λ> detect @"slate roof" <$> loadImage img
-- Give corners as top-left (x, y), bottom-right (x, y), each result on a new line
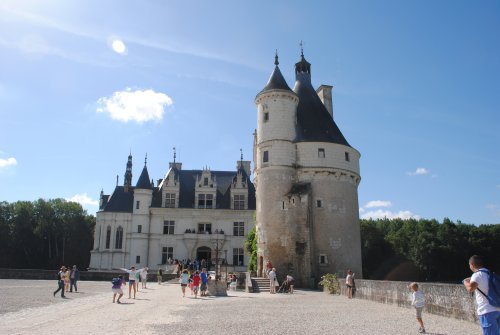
top-left (293, 54), bottom-right (351, 147)
top-left (136, 166), bottom-right (153, 189)
top-left (102, 169), bottom-right (256, 212)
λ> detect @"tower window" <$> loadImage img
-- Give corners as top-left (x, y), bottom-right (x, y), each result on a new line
top-left (317, 200), bottom-right (323, 208)
top-left (136, 201), bottom-right (140, 209)
top-left (319, 254), bottom-right (328, 265)
top-left (263, 151), bottom-right (269, 163)
top-left (345, 152), bottom-right (350, 162)
top-left (264, 112), bottom-right (269, 122)
top-left (318, 148), bottom-right (325, 158)
top-left (136, 255), bottom-right (140, 264)
top-left (137, 225), bottom-right (142, 233)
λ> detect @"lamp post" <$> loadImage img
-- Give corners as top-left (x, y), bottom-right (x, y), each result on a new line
top-left (211, 229), bottom-right (224, 280)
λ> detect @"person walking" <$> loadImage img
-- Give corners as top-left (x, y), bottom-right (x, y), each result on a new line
top-left (463, 255), bottom-right (500, 335)
top-left (53, 266), bottom-right (66, 298)
top-left (180, 269), bottom-right (189, 297)
top-left (141, 267), bottom-right (148, 289)
top-left (192, 270), bottom-right (201, 299)
top-left (157, 268), bottom-right (163, 285)
top-left (64, 266), bottom-right (71, 292)
top-left (69, 265), bottom-right (80, 293)
top-left (112, 275), bottom-right (125, 303)
top-left (200, 268), bottom-right (208, 297)
top-left (409, 282), bottom-right (426, 333)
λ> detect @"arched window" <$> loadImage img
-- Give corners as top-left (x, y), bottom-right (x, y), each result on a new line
top-left (105, 226), bottom-right (111, 249)
top-left (115, 226), bottom-right (123, 249)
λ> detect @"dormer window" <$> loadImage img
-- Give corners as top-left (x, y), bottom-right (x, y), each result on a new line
top-left (234, 195), bottom-right (245, 210)
top-left (204, 177), bottom-right (209, 186)
top-left (165, 193), bottom-right (176, 208)
top-left (198, 194), bottom-right (214, 209)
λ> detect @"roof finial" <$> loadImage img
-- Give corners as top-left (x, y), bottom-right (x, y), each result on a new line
top-left (300, 40), bottom-right (304, 56)
top-left (240, 148), bottom-right (243, 161)
top-left (173, 147), bottom-right (176, 163)
top-left (274, 50), bottom-right (279, 66)
top-left (144, 153), bottom-right (147, 166)
top-left (116, 175), bottom-right (119, 186)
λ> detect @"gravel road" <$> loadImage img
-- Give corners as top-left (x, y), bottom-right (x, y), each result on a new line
top-left (0, 279), bottom-right (480, 335)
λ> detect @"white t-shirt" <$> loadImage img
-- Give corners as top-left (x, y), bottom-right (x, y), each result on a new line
top-left (412, 291), bottom-right (425, 308)
top-left (471, 269), bottom-right (500, 315)
top-left (346, 274), bottom-right (353, 286)
top-left (268, 270), bottom-right (276, 281)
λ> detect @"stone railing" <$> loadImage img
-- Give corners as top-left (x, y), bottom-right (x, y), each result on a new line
top-left (338, 279), bottom-right (477, 323)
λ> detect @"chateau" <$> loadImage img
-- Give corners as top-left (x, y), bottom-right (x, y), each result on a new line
top-left (90, 49), bottom-right (362, 285)
top-left (89, 153), bottom-right (255, 271)
top-left (253, 51), bottom-right (362, 285)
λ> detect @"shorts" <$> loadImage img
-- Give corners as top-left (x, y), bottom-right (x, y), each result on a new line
top-left (193, 285), bottom-right (199, 293)
top-left (200, 283), bottom-right (207, 291)
top-left (479, 311), bottom-right (500, 335)
top-left (415, 307), bottom-right (423, 318)
top-left (112, 288), bottom-right (123, 294)
top-left (181, 283), bottom-right (187, 287)
top-left (129, 280), bottom-right (135, 285)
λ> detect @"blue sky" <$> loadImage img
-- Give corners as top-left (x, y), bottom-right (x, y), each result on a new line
top-left (0, 1), bottom-right (499, 224)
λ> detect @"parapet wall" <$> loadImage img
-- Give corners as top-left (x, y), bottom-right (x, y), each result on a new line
top-left (340, 279), bottom-right (477, 323)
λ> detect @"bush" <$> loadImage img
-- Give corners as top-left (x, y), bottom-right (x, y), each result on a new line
top-left (319, 273), bottom-right (341, 294)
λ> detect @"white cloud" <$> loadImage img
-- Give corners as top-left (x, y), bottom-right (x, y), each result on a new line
top-left (97, 88), bottom-right (173, 123)
top-left (486, 204), bottom-right (500, 218)
top-left (66, 193), bottom-right (98, 207)
top-left (365, 200), bottom-right (392, 208)
top-left (361, 209), bottom-right (420, 220)
top-left (0, 157), bottom-right (17, 168)
top-left (407, 167), bottom-right (430, 176)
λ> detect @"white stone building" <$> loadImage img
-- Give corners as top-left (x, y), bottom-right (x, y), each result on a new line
top-left (254, 51), bottom-right (362, 285)
top-left (89, 154), bottom-right (255, 272)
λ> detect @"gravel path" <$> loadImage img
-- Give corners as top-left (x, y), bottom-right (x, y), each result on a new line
top-left (0, 279), bottom-right (480, 335)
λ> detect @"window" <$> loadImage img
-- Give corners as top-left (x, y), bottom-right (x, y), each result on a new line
top-left (319, 254), bottom-right (328, 265)
top-left (115, 226), bottom-right (123, 249)
top-left (233, 194), bottom-right (245, 210)
top-left (136, 201), bottom-right (140, 209)
top-left (161, 247), bottom-right (173, 264)
top-left (233, 222), bottom-right (244, 236)
top-left (263, 151), bottom-right (269, 163)
top-left (203, 177), bottom-right (209, 186)
top-left (264, 112), bottom-right (269, 122)
top-left (198, 223), bottom-right (212, 234)
top-left (345, 152), bottom-right (350, 162)
top-left (137, 225), bottom-right (142, 233)
top-left (105, 226), bottom-right (111, 249)
top-left (136, 255), bottom-right (140, 264)
top-left (318, 148), bottom-right (325, 158)
top-left (163, 220), bottom-right (175, 234)
top-left (198, 194), bottom-right (214, 209)
top-left (316, 200), bottom-right (323, 208)
top-left (164, 193), bottom-right (176, 208)
top-left (233, 248), bottom-right (244, 266)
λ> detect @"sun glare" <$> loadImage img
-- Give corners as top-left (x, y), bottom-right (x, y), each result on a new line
top-left (111, 39), bottom-right (127, 54)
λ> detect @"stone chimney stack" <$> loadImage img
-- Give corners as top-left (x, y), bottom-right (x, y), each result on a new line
top-left (316, 85), bottom-right (333, 119)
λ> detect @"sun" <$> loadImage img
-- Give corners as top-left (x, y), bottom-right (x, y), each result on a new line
top-left (111, 39), bottom-right (127, 54)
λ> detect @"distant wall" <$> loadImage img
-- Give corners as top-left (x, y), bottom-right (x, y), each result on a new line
top-left (338, 279), bottom-right (477, 323)
top-left (0, 268), bottom-right (176, 282)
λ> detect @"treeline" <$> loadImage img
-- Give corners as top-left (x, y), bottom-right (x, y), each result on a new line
top-left (0, 199), bottom-right (95, 270)
top-left (361, 218), bottom-right (500, 282)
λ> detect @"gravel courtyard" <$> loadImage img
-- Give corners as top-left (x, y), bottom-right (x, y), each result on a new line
top-left (0, 279), bottom-right (480, 335)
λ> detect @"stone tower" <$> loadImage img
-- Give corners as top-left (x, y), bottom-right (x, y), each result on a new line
top-left (254, 51), bottom-right (362, 286)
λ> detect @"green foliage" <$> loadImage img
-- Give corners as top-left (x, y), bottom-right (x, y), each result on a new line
top-left (244, 220), bottom-right (257, 272)
top-left (319, 273), bottom-right (341, 294)
top-left (0, 199), bottom-right (95, 269)
top-left (360, 218), bottom-right (500, 282)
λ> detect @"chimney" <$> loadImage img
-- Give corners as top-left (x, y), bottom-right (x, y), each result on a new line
top-left (316, 85), bottom-right (333, 119)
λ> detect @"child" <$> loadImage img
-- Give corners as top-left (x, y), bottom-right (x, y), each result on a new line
top-left (180, 269), bottom-right (189, 297)
top-left (409, 282), bottom-right (426, 333)
top-left (112, 275), bottom-right (125, 303)
top-left (192, 271), bottom-right (201, 299)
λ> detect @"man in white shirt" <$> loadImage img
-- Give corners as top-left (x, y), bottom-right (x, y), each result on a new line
top-left (268, 268), bottom-right (277, 294)
top-left (463, 255), bottom-right (500, 335)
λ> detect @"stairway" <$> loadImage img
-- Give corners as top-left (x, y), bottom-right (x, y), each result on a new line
top-left (251, 277), bottom-right (270, 293)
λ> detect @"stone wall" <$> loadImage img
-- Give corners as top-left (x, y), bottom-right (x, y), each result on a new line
top-left (339, 279), bottom-right (477, 323)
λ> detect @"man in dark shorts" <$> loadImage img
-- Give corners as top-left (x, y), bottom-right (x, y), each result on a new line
top-left (200, 268), bottom-right (209, 296)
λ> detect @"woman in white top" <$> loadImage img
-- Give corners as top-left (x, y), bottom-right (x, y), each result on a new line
top-left (120, 266), bottom-right (144, 299)
top-left (140, 268), bottom-right (148, 289)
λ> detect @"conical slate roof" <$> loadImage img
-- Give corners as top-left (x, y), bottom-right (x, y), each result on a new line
top-left (257, 53), bottom-right (293, 96)
top-left (293, 54), bottom-right (350, 146)
top-left (136, 165), bottom-right (153, 189)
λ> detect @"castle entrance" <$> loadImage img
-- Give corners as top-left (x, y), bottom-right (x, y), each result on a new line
top-left (196, 246), bottom-right (211, 262)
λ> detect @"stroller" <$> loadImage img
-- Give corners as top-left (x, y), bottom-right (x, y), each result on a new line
top-left (277, 279), bottom-right (290, 293)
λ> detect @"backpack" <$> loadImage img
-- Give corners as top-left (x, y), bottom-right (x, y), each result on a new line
top-left (477, 269), bottom-right (500, 307)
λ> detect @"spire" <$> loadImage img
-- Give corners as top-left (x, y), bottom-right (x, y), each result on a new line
top-left (257, 51), bottom-right (293, 95)
top-left (240, 148), bottom-right (243, 162)
top-left (173, 147), bottom-right (176, 163)
top-left (124, 153), bottom-right (133, 187)
top-left (136, 164), bottom-right (153, 189)
top-left (144, 153), bottom-right (147, 166)
top-left (295, 41), bottom-right (311, 75)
